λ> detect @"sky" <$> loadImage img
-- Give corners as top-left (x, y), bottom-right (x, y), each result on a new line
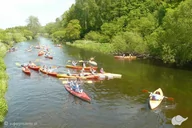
top-left (0, 0), bottom-right (75, 29)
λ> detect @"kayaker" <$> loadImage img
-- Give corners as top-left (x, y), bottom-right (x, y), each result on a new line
top-left (90, 57), bottom-right (94, 61)
top-left (79, 68), bottom-right (84, 76)
top-left (48, 67), bottom-right (53, 73)
top-left (28, 61), bottom-right (32, 66)
top-left (67, 69), bottom-right (72, 76)
top-left (70, 81), bottom-right (77, 91)
top-left (23, 66), bottom-right (29, 71)
top-left (90, 67), bottom-right (96, 75)
top-left (82, 62), bottom-right (86, 68)
top-left (100, 68), bottom-right (105, 73)
top-left (42, 65), bottom-right (47, 71)
top-left (72, 61), bottom-right (77, 66)
top-left (150, 91), bottom-right (163, 101)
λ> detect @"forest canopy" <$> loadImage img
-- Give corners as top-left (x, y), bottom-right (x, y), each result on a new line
top-left (43, 0), bottom-right (192, 66)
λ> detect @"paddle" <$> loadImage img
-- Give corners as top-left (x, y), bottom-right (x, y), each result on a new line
top-left (15, 62), bottom-right (25, 67)
top-left (67, 60), bottom-right (85, 63)
top-left (142, 89), bottom-right (174, 101)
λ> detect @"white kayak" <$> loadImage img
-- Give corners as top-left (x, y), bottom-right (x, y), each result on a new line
top-left (88, 60), bottom-right (97, 66)
top-left (149, 88), bottom-right (164, 110)
top-left (103, 73), bottom-right (122, 79)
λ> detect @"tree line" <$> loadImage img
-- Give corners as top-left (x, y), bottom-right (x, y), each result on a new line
top-left (43, 0), bottom-right (192, 66)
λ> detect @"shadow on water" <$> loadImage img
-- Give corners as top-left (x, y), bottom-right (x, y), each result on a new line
top-left (2, 37), bottom-right (191, 128)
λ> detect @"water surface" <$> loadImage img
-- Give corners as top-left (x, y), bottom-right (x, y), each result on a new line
top-left (3, 37), bottom-right (192, 128)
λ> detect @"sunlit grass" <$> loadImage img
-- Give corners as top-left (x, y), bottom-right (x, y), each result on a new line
top-left (66, 40), bottom-right (115, 54)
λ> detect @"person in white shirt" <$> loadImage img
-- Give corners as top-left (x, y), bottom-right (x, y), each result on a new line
top-left (150, 91), bottom-right (163, 100)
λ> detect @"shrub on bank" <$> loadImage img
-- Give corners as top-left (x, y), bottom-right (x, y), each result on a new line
top-left (0, 49), bottom-right (8, 122)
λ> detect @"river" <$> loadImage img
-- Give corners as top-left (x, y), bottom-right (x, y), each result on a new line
top-left (2, 37), bottom-right (192, 128)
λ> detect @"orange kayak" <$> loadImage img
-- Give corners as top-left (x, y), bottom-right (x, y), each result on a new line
top-left (57, 73), bottom-right (99, 79)
top-left (22, 67), bottom-right (31, 75)
top-left (66, 65), bottom-right (97, 70)
top-left (38, 51), bottom-right (44, 56)
top-left (28, 65), bottom-right (40, 71)
top-left (39, 68), bottom-right (57, 77)
top-left (114, 56), bottom-right (137, 59)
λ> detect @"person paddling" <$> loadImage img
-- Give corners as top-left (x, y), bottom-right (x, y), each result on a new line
top-left (90, 67), bottom-right (96, 75)
top-left (149, 91), bottom-right (163, 101)
top-left (100, 68), bottom-right (105, 73)
top-left (72, 61), bottom-right (78, 66)
top-left (79, 68), bottom-right (85, 77)
top-left (67, 69), bottom-right (72, 76)
top-left (48, 67), bottom-right (53, 73)
top-left (82, 62), bottom-right (86, 68)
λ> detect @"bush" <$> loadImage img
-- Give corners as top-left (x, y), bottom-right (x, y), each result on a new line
top-left (51, 30), bottom-right (66, 42)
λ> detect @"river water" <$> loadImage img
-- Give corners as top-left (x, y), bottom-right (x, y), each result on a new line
top-left (2, 37), bottom-right (192, 128)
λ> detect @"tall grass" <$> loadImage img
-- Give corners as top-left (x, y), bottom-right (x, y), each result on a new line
top-left (0, 43), bottom-right (8, 122)
top-left (66, 40), bottom-right (115, 54)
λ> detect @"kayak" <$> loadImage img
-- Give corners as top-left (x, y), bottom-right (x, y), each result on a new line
top-left (45, 56), bottom-right (53, 59)
top-left (78, 72), bottom-right (121, 79)
top-left (149, 88), bottom-right (164, 110)
top-left (39, 68), bottom-right (57, 77)
top-left (28, 65), bottom-right (40, 71)
top-left (66, 65), bottom-right (98, 70)
top-left (88, 60), bottom-right (97, 66)
top-left (57, 73), bottom-right (99, 79)
top-left (38, 51), bottom-right (44, 56)
top-left (55, 44), bottom-right (62, 47)
top-left (57, 74), bottom-right (86, 79)
top-left (22, 67), bottom-right (31, 75)
top-left (114, 56), bottom-right (137, 59)
top-left (100, 73), bottom-right (122, 79)
top-left (64, 84), bottom-right (91, 102)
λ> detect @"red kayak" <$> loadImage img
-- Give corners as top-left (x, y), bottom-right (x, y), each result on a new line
top-left (39, 68), bottom-right (57, 77)
top-left (64, 84), bottom-right (91, 102)
top-left (22, 67), bottom-right (31, 75)
top-left (45, 56), bottom-right (53, 59)
top-left (28, 65), bottom-right (40, 71)
top-left (38, 51), bottom-right (44, 56)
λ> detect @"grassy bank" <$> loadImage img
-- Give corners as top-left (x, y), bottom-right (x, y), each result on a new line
top-left (66, 40), bottom-right (115, 54)
top-left (0, 43), bottom-right (9, 122)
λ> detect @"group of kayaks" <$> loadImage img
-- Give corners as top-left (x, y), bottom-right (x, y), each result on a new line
top-left (21, 62), bottom-right (122, 102)
top-left (19, 43), bottom-right (122, 102)
top-left (114, 55), bottom-right (137, 60)
top-left (19, 43), bottom-right (174, 108)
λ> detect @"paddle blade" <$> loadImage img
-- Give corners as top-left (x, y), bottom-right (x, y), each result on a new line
top-left (15, 62), bottom-right (21, 66)
top-left (142, 89), bottom-right (149, 93)
top-left (79, 60), bottom-right (84, 62)
top-left (52, 66), bottom-right (57, 68)
top-left (86, 80), bottom-right (93, 84)
top-left (62, 81), bottom-right (69, 84)
top-left (166, 97), bottom-right (174, 101)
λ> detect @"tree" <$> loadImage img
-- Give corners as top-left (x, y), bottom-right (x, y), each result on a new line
top-left (65, 19), bottom-right (81, 42)
top-left (26, 16), bottom-right (41, 36)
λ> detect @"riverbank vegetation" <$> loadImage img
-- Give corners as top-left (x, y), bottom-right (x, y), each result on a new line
top-left (0, 15), bottom-right (41, 122)
top-left (43, 0), bottom-right (192, 66)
